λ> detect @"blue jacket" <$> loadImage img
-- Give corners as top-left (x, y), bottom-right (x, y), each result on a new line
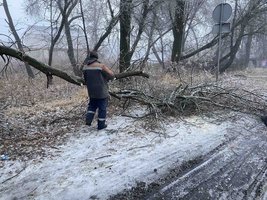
top-left (83, 61), bottom-right (113, 99)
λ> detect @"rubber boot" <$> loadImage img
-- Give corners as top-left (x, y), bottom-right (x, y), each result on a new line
top-left (86, 112), bottom-right (95, 126)
top-left (98, 120), bottom-right (107, 130)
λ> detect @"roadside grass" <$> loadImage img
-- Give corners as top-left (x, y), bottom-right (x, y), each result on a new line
top-left (1, 67), bottom-right (267, 160)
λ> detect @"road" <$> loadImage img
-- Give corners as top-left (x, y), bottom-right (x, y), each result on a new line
top-left (147, 124), bottom-right (267, 200)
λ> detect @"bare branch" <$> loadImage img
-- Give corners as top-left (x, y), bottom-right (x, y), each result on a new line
top-left (0, 45), bottom-right (149, 85)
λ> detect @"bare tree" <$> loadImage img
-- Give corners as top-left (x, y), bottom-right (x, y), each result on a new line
top-left (79, 0), bottom-right (90, 54)
top-left (2, 0), bottom-right (35, 78)
top-left (93, 0), bottom-right (120, 51)
top-left (119, 0), bottom-right (133, 72)
top-left (219, 0), bottom-right (267, 72)
top-left (119, 0), bottom-right (162, 72)
top-left (0, 45), bottom-right (149, 86)
top-left (57, 0), bottom-right (81, 76)
top-left (7, 0), bottom-right (267, 77)
top-left (170, 0), bottom-right (185, 62)
top-left (47, 0), bottom-right (65, 67)
top-left (25, 0), bottom-right (66, 68)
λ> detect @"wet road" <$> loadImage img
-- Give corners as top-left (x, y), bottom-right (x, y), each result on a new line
top-left (147, 126), bottom-right (267, 200)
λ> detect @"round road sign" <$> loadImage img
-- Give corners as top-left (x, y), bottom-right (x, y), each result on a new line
top-left (212, 3), bottom-right (232, 23)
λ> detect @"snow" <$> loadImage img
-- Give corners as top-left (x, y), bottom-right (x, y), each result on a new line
top-left (0, 113), bottom-right (258, 200)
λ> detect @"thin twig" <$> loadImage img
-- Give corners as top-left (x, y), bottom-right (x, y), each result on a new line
top-left (1, 164), bottom-right (26, 184)
top-left (95, 155), bottom-right (112, 160)
top-left (127, 144), bottom-right (153, 151)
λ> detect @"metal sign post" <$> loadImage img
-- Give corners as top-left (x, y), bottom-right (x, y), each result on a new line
top-left (216, 5), bottom-right (223, 82)
top-left (212, 3), bottom-right (232, 81)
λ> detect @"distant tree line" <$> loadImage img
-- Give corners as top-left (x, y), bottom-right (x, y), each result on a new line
top-left (1, 0), bottom-right (267, 78)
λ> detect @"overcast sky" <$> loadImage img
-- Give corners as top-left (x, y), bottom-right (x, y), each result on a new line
top-left (0, 0), bottom-right (32, 37)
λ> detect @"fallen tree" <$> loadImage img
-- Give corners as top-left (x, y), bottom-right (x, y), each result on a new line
top-left (2, 45), bottom-right (267, 161)
top-left (1, 45), bottom-right (267, 121)
top-left (113, 82), bottom-right (267, 119)
top-left (0, 45), bottom-right (149, 86)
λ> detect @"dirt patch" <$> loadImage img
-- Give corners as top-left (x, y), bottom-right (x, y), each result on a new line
top-left (108, 157), bottom-right (204, 200)
top-left (108, 140), bottom-right (232, 200)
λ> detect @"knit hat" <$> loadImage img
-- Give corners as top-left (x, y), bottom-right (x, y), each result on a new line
top-left (83, 51), bottom-right (98, 65)
top-left (89, 51), bottom-right (98, 59)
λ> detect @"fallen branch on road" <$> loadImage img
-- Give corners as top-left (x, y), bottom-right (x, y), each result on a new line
top-left (113, 83), bottom-right (267, 118)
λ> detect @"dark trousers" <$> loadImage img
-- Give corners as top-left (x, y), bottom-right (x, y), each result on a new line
top-left (86, 98), bottom-right (108, 127)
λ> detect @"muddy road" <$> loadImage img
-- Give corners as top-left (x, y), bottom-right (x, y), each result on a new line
top-left (111, 123), bottom-right (267, 200)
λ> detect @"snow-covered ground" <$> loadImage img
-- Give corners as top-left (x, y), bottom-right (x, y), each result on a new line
top-left (0, 112), bottom-right (261, 200)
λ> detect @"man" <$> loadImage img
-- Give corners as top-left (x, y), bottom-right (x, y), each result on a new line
top-left (83, 51), bottom-right (114, 130)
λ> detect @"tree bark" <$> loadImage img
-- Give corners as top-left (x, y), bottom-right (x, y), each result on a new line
top-left (128, 0), bottom-right (150, 61)
top-left (0, 45), bottom-right (149, 86)
top-left (64, 20), bottom-right (80, 76)
top-left (244, 27), bottom-right (253, 68)
top-left (219, 24), bottom-right (246, 73)
top-left (79, 0), bottom-right (90, 54)
top-left (94, 14), bottom-right (120, 51)
top-left (171, 0), bottom-right (185, 62)
top-left (119, 0), bottom-right (133, 72)
top-left (48, 0), bottom-right (65, 66)
top-left (114, 70), bottom-right (149, 79)
top-left (57, 0), bottom-right (81, 76)
top-left (0, 45), bottom-right (83, 85)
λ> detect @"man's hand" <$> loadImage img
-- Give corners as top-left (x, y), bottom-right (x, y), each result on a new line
top-left (102, 65), bottom-right (114, 77)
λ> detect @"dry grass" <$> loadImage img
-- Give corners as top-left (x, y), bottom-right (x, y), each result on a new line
top-left (112, 67), bottom-right (267, 120)
top-left (0, 74), bottom-right (88, 160)
top-left (1, 67), bottom-right (267, 161)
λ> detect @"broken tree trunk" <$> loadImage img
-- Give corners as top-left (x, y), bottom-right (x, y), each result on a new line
top-left (0, 45), bottom-right (149, 85)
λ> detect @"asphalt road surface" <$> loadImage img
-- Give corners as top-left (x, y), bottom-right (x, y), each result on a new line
top-left (147, 124), bottom-right (267, 200)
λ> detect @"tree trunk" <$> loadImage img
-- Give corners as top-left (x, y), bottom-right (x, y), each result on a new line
top-left (3, 0), bottom-right (35, 78)
top-left (64, 20), bottom-right (80, 76)
top-left (128, 0), bottom-right (149, 60)
top-left (261, 35), bottom-right (267, 60)
top-left (47, 0), bottom-right (65, 67)
top-left (152, 45), bottom-right (163, 66)
top-left (58, 0), bottom-right (81, 76)
top-left (79, 0), bottom-right (90, 54)
top-left (171, 0), bottom-right (185, 62)
top-left (93, 0), bottom-right (120, 51)
top-left (244, 27), bottom-right (253, 68)
top-left (93, 14), bottom-right (120, 51)
top-left (119, 0), bottom-right (133, 72)
top-left (0, 45), bottom-right (83, 85)
top-left (220, 24), bottom-right (246, 73)
top-left (0, 45), bottom-right (149, 86)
